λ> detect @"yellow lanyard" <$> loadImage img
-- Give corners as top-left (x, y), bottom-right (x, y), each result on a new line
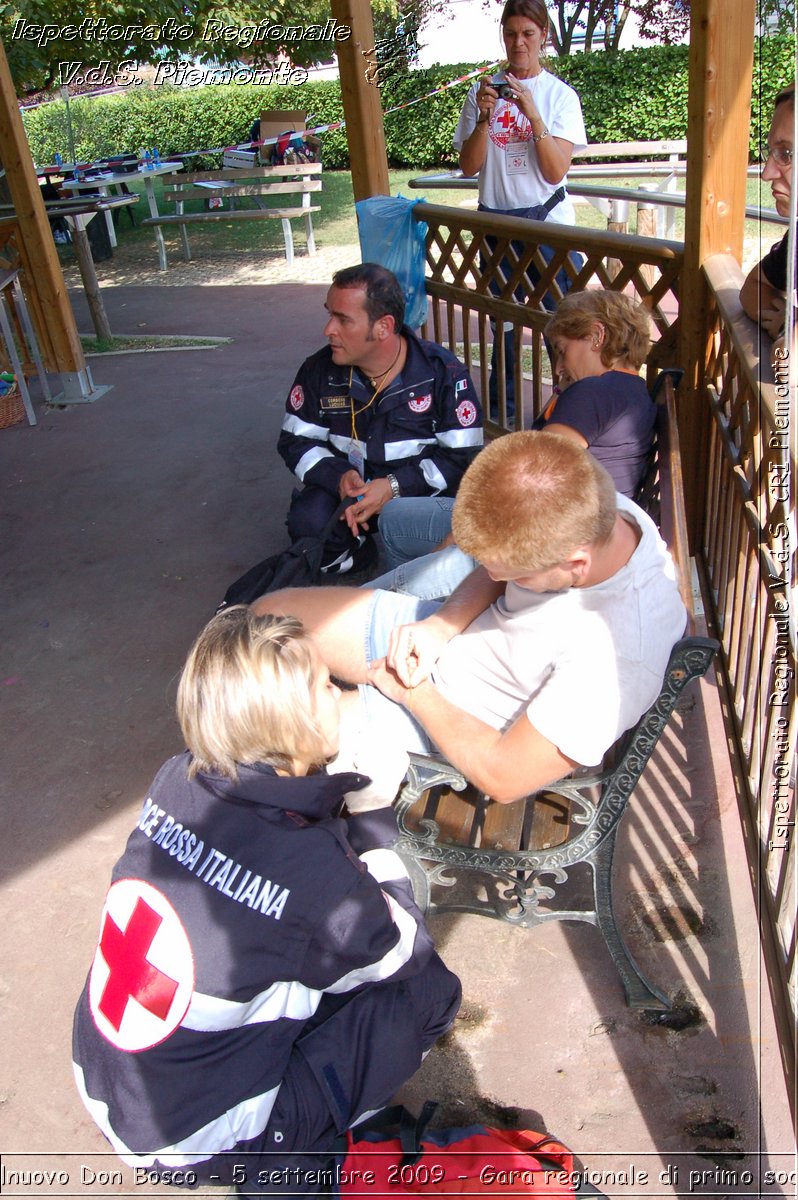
top-left (349, 369), bottom-right (386, 443)
top-left (348, 340), bottom-right (403, 444)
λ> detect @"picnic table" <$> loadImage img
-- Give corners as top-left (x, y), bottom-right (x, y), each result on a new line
top-left (142, 163), bottom-right (322, 270)
top-left (61, 161), bottom-right (183, 260)
top-left (1, 193), bottom-right (139, 341)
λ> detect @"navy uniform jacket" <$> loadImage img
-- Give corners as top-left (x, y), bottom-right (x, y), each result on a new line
top-left (278, 327), bottom-right (483, 498)
top-left (73, 755), bottom-right (440, 1168)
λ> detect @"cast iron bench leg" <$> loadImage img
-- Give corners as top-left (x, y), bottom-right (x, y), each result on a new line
top-left (591, 831), bottom-right (671, 1011)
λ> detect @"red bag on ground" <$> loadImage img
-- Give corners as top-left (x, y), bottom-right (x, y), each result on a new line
top-left (336, 1103), bottom-right (577, 1197)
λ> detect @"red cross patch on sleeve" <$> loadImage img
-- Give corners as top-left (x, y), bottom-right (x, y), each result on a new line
top-left (456, 400), bottom-right (477, 427)
top-left (289, 385), bottom-right (304, 411)
top-left (88, 879), bottom-right (195, 1052)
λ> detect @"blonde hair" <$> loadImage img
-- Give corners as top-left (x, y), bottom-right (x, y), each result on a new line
top-left (544, 290), bottom-right (651, 370)
top-left (177, 608), bottom-right (329, 780)
top-left (452, 431), bottom-right (618, 570)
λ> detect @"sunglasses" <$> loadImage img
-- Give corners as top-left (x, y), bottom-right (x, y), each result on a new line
top-left (759, 144), bottom-right (793, 167)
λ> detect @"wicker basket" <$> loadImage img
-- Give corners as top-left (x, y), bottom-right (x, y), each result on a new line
top-left (0, 383), bottom-right (24, 429)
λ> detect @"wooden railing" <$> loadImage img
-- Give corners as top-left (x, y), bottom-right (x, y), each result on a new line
top-left (413, 203), bottom-right (683, 435)
top-left (413, 205), bottom-right (796, 1108)
top-left (699, 253), bottom-right (797, 1095)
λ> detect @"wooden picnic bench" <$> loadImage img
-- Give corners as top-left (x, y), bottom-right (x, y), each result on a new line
top-left (141, 163), bottom-right (321, 270)
top-left (393, 371), bottom-right (719, 1012)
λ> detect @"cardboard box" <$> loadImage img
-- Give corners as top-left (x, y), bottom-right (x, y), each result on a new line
top-left (258, 110), bottom-right (306, 163)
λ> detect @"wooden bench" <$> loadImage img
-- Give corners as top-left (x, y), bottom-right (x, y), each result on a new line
top-left (393, 372), bottom-right (719, 1011)
top-left (141, 163), bottom-right (321, 271)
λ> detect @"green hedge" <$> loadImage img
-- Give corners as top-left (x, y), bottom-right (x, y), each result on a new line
top-left (21, 34), bottom-right (795, 169)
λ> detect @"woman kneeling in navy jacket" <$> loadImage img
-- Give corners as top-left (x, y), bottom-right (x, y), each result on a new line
top-left (73, 606), bottom-right (460, 1194)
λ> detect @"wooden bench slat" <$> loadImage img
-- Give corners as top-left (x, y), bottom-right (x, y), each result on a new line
top-left (424, 786), bottom-right (484, 846)
top-left (159, 164), bottom-right (321, 186)
top-left (480, 796), bottom-right (526, 851)
top-left (142, 207), bottom-right (320, 227)
top-left (164, 181), bottom-right (322, 202)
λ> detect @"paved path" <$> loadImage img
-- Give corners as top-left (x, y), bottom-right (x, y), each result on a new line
top-left (0, 283), bottom-right (792, 1197)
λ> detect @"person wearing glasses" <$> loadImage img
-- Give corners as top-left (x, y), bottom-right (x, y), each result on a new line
top-left (740, 84), bottom-right (795, 350)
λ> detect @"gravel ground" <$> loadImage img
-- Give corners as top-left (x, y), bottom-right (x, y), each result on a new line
top-left (61, 238), bottom-right (363, 288)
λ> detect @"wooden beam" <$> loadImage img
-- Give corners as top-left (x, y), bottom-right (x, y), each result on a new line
top-left (331, 0), bottom-right (390, 202)
top-left (0, 38), bottom-right (85, 372)
top-left (678, 0), bottom-right (755, 543)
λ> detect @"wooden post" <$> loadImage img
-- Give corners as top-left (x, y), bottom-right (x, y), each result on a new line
top-left (70, 221), bottom-right (112, 342)
top-left (0, 38), bottom-right (86, 373)
top-left (636, 186), bottom-right (658, 288)
top-left (606, 198), bottom-right (629, 282)
top-left (331, 0), bottom-right (390, 202)
top-left (678, 0), bottom-right (755, 542)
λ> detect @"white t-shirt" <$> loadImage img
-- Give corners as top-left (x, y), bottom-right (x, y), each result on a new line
top-left (431, 494), bottom-right (687, 766)
top-left (453, 70), bottom-right (587, 222)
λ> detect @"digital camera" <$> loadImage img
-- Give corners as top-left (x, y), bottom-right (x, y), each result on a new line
top-left (492, 79), bottom-right (515, 100)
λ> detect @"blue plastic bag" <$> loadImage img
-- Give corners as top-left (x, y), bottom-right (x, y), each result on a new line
top-left (356, 194), bottom-right (428, 330)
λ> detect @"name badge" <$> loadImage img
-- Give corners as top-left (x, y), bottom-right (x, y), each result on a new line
top-left (348, 440), bottom-right (365, 476)
top-left (506, 142), bottom-right (528, 174)
top-left (319, 394), bottom-right (348, 411)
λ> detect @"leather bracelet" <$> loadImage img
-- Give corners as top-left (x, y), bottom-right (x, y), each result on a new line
top-left (476, 114), bottom-right (489, 126)
top-left (531, 127), bottom-right (549, 144)
top-left (387, 473), bottom-right (400, 499)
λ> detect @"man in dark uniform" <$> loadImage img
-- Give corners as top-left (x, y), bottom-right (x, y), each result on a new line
top-left (278, 262), bottom-right (483, 574)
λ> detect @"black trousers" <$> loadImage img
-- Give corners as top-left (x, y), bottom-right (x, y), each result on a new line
top-left (287, 485), bottom-right (363, 564)
top-left (194, 956), bottom-right (461, 1195)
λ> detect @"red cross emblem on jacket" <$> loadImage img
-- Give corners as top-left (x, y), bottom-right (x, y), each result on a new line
top-left (88, 879), bottom-right (194, 1052)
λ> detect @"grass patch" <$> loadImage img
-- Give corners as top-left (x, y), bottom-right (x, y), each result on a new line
top-left (101, 168), bottom-right (491, 262)
top-left (98, 167), bottom-right (779, 271)
top-left (455, 341), bottom-right (552, 379)
top-left (80, 334), bottom-right (229, 353)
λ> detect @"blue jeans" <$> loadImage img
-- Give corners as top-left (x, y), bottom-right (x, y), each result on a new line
top-left (368, 544), bottom-right (477, 601)
top-left (371, 498), bottom-right (476, 599)
top-left (379, 496), bottom-right (455, 568)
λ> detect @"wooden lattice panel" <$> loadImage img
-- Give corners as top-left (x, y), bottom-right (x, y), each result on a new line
top-left (415, 203), bottom-right (683, 431)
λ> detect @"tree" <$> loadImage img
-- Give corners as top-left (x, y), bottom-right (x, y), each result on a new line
top-left (635, 0), bottom-right (796, 42)
top-left (1, 0), bottom-right (408, 96)
top-left (483, 0), bottom-right (796, 54)
top-left (546, 1), bottom-right (635, 54)
top-left (631, 0), bottom-right (690, 44)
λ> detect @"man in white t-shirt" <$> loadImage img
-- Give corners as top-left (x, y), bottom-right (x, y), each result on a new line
top-left (252, 433), bottom-right (686, 805)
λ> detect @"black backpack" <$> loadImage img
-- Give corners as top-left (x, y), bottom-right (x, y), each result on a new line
top-left (216, 501), bottom-right (350, 613)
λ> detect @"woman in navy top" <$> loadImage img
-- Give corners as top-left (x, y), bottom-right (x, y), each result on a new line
top-left (540, 289), bottom-right (656, 498)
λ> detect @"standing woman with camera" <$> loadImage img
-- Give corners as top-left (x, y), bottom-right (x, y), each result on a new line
top-left (454, 0), bottom-right (587, 417)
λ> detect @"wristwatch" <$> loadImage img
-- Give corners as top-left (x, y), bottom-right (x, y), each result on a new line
top-left (386, 473), bottom-right (400, 499)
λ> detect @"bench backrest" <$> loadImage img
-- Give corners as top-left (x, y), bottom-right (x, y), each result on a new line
top-left (635, 370), bottom-right (694, 623)
top-left (160, 163), bottom-right (321, 189)
top-left (162, 163), bottom-right (322, 205)
top-left (572, 139), bottom-right (687, 161)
